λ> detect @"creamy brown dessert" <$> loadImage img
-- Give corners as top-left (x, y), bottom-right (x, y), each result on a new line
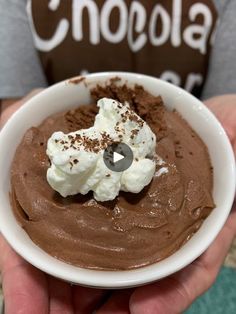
top-left (10, 82), bottom-right (214, 270)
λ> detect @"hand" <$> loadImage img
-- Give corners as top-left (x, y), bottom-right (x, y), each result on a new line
top-left (0, 89), bottom-right (43, 128)
top-left (0, 235), bottom-right (110, 314)
top-left (204, 94), bottom-right (236, 153)
top-left (1, 93), bottom-right (236, 314)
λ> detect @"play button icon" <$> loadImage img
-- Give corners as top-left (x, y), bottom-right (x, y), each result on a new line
top-left (103, 142), bottom-right (133, 172)
top-left (113, 152), bottom-right (124, 163)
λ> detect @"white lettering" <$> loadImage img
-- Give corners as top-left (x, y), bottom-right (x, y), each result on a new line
top-left (72, 0), bottom-right (100, 45)
top-left (160, 71), bottom-right (203, 93)
top-left (100, 0), bottom-right (128, 43)
top-left (171, 0), bottom-right (182, 47)
top-left (183, 3), bottom-right (212, 54)
top-left (48, 0), bottom-right (60, 11)
top-left (28, 0), bottom-right (216, 92)
top-left (149, 4), bottom-right (171, 46)
top-left (160, 71), bottom-right (181, 86)
top-left (80, 69), bottom-right (89, 75)
top-left (184, 73), bottom-right (203, 92)
top-left (128, 1), bottom-right (147, 52)
top-left (26, 0), bottom-right (69, 52)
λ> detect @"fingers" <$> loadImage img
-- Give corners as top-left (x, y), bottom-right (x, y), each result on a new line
top-left (204, 95), bottom-right (236, 156)
top-left (0, 89), bottom-right (43, 128)
top-left (48, 276), bottom-right (73, 314)
top-left (96, 289), bottom-right (133, 314)
top-left (130, 210), bottom-right (236, 314)
top-left (0, 235), bottom-right (49, 314)
top-left (0, 101), bottom-right (21, 129)
top-left (72, 285), bottom-right (108, 313)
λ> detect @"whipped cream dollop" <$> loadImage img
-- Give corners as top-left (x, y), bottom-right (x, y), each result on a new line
top-left (46, 98), bottom-right (156, 201)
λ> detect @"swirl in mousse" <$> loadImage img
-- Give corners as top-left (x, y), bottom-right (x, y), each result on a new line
top-left (10, 83), bottom-right (215, 270)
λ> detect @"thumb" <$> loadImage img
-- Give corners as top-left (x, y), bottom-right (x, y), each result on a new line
top-left (129, 206), bottom-right (236, 314)
top-left (0, 89), bottom-right (43, 128)
top-left (0, 234), bottom-right (49, 314)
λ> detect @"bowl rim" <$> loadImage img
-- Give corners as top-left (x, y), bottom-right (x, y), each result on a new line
top-left (0, 71), bottom-right (235, 288)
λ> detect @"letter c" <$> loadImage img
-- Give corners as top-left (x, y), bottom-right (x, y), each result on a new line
top-left (26, 0), bottom-right (69, 52)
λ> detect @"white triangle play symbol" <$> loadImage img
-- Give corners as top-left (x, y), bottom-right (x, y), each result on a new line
top-left (113, 151), bottom-right (124, 163)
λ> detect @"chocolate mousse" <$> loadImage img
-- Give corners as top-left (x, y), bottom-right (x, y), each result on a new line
top-left (10, 82), bottom-right (215, 270)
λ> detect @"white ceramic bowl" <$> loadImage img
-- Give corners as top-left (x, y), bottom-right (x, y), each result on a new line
top-left (0, 72), bottom-right (235, 289)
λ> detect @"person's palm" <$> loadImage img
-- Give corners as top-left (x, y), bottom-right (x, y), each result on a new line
top-left (0, 93), bottom-right (235, 314)
top-left (0, 235), bottom-right (109, 314)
